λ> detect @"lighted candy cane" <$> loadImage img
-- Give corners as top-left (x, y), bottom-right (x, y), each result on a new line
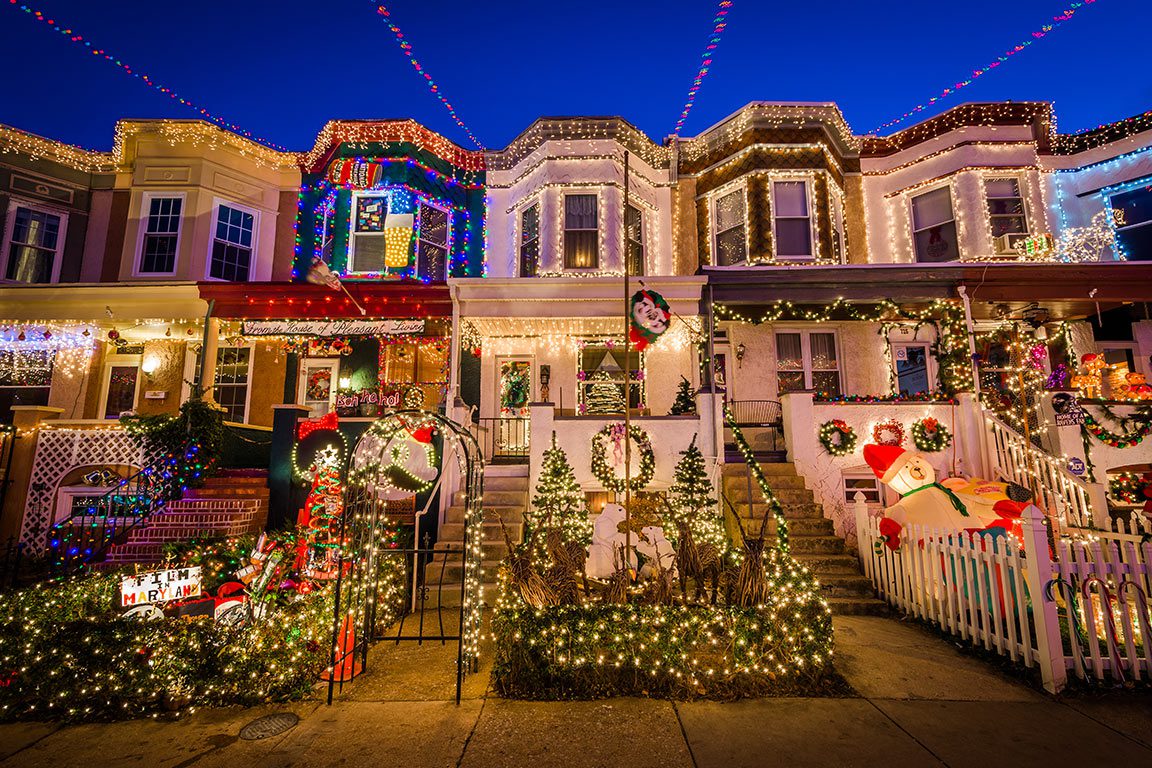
top-left (1080, 575), bottom-right (1126, 683)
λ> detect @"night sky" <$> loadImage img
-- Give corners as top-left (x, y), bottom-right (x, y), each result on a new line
top-left (1, 0), bottom-right (1147, 151)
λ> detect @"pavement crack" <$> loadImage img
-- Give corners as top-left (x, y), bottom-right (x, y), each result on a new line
top-left (863, 698), bottom-right (952, 768)
top-left (454, 681), bottom-right (490, 767)
top-left (671, 702), bottom-right (700, 768)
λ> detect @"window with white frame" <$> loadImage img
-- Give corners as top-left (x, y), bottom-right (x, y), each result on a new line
top-left (416, 201), bottom-right (449, 281)
top-left (625, 204), bottom-right (644, 275)
top-left (772, 180), bottom-right (813, 259)
top-left (985, 178), bottom-right (1028, 241)
top-left (910, 186), bottom-right (959, 263)
top-left (564, 194), bottom-right (599, 269)
top-left (350, 194), bottom-right (388, 273)
top-left (842, 472), bottom-right (882, 506)
top-left (830, 186), bottom-right (846, 263)
top-left (187, 345), bottom-right (252, 422)
top-left (519, 203), bottom-right (540, 277)
top-left (713, 188), bottom-right (746, 266)
top-left (3, 204), bottom-right (65, 283)
top-left (1110, 182), bottom-right (1152, 261)
top-left (138, 194), bottom-right (183, 274)
top-left (208, 202), bottom-right (255, 281)
top-left (775, 330), bottom-right (841, 396)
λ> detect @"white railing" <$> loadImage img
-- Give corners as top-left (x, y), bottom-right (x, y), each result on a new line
top-left (855, 497), bottom-right (1152, 692)
top-left (982, 410), bottom-right (1099, 528)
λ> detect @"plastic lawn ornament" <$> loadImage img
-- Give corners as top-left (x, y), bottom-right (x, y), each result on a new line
top-left (629, 289), bottom-right (671, 351)
top-left (863, 444), bottom-right (1031, 551)
top-left (383, 212), bottom-right (414, 268)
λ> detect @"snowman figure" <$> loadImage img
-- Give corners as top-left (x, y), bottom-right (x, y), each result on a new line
top-left (863, 444), bottom-right (1028, 550)
top-left (587, 503), bottom-right (630, 578)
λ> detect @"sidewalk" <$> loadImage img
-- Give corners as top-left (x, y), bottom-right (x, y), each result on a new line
top-left (1, 616), bottom-right (1149, 768)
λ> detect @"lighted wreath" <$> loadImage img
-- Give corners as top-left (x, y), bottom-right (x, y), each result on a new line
top-left (818, 419), bottom-right (857, 456)
top-left (871, 419), bottom-right (905, 447)
top-left (911, 417), bottom-right (952, 453)
top-left (590, 423), bottom-right (655, 493)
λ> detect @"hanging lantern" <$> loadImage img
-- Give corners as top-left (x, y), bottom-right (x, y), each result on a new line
top-left (383, 212), bottom-right (414, 268)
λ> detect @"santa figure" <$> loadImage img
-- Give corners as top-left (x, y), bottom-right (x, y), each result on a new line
top-left (863, 444), bottom-right (1029, 550)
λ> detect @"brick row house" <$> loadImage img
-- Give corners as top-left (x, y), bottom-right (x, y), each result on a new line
top-left (1, 103), bottom-right (1151, 604)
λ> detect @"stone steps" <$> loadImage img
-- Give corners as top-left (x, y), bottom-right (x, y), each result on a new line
top-left (444, 504), bottom-right (524, 524)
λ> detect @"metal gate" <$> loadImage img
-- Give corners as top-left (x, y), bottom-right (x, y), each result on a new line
top-left (325, 410), bottom-right (485, 705)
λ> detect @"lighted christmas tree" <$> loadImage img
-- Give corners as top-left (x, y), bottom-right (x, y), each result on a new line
top-left (527, 432), bottom-right (591, 556)
top-left (584, 371), bottom-right (625, 415)
top-left (667, 435), bottom-right (726, 551)
top-left (303, 447), bottom-right (344, 579)
top-left (669, 376), bottom-right (696, 415)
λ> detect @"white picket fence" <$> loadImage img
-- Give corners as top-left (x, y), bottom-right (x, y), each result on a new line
top-left (854, 497), bottom-right (1152, 692)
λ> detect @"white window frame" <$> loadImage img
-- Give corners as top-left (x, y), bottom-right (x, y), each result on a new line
top-left (770, 178), bottom-right (816, 262)
top-left (842, 470), bottom-right (884, 509)
top-left (415, 198), bottom-right (452, 281)
top-left (0, 198), bottom-right (69, 284)
top-left (181, 343), bottom-right (254, 422)
top-left (909, 183), bottom-right (959, 263)
top-left (774, 328), bottom-right (842, 394)
top-left (709, 182), bottom-right (749, 266)
top-left (347, 190), bottom-right (392, 275)
top-left (624, 202), bottom-right (646, 276)
top-left (1107, 179), bottom-right (1152, 259)
top-left (212, 344), bottom-right (254, 424)
top-left (984, 176), bottom-right (1030, 252)
top-left (562, 192), bottom-right (601, 270)
top-left (98, 352), bottom-right (142, 420)
top-left (517, 200), bottom-right (542, 277)
top-left (205, 197), bottom-right (259, 282)
top-left (134, 191), bottom-right (186, 277)
top-left (891, 340), bottom-right (937, 395)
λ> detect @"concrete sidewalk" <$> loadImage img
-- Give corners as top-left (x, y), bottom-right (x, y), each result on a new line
top-left (1, 616), bottom-right (1149, 768)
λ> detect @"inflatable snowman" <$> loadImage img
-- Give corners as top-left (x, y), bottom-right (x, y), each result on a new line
top-left (863, 444), bottom-right (1029, 550)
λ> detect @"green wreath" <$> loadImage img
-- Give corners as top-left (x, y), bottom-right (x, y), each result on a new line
top-left (590, 423), bottom-right (655, 492)
top-left (911, 417), bottom-right (952, 452)
top-left (818, 419), bottom-right (857, 456)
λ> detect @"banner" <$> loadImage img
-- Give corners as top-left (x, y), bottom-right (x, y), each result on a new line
top-left (121, 567), bottom-right (202, 607)
top-left (242, 319), bottom-right (425, 337)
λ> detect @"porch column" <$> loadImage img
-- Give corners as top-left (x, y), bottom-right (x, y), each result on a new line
top-left (953, 392), bottom-right (988, 479)
top-left (527, 402), bottom-right (556, 493)
top-left (694, 389), bottom-right (725, 467)
top-left (268, 404), bottom-right (310, 531)
top-left (1, 406), bottom-right (63, 543)
top-left (779, 391), bottom-right (815, 468)
top-left (199, 317), bottom-right (221, 402)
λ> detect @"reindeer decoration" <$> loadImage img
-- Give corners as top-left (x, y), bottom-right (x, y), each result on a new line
top-left (661, 497), bottom-right (721, 604)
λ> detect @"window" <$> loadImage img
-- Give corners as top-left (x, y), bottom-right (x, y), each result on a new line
top-left (416, 202), bottom-right (449, 281)
top-left (138, 195), bottom-right (183, 274)
top-left (985, 178), bottom-right (1028, 239)
top-left (213, 346), bottom-right (251, 422)
top-left (350, 194), bottom-right (388, 272)
top-left (713, 188), bottom-right (746, 266)
top-left (842, 473), bottom-right (882, 506)
top-left (1100, 344), bottom-right (1143, 376)
top-left (772, 181), bottom-right (813, 259)
top-left (830, 187), bottom-right (846, 263)
top-left (893, 342), bottom-right (933, 395)
top-left (910, 186), bottom-right (959, 262)
top-left (578, 343), bottom-right (643, 414)
top-left (102, 359), bottom-right (140, 420)
top-left (564, 194), bottom-right (598, 269)
top-left (1110, 182), bottom-right (1152, 261)
top-left (625, 204), bottom-right (644, 275)
top-left (775, 330), bottom-right (841, 396)
top-left (0, 349), bottom-right (52, 419)
top-left (378, 341), bottom-right (449, 412)
top-left (209, 203), bottom-right (255, 281)
top-left (975, 336), bottom-right (1012, 393)
top-left (519, 203), bottom-right (540, 277)
top-left (3, 205), bottom-right (65, 283)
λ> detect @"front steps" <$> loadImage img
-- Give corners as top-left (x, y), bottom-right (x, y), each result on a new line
top-left (425, 465), bottom-right (528, 607)
top-left (722, 461), bottom-right (886, 616)
top-left (101, 471), bottom-right (269, 566)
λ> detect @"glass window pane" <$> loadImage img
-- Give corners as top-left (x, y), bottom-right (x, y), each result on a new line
top-left (913, 221), bottom-right (960, 263)
top-left (715, 189), bottom-right (744, 232)
top-left (355, 197), bottom-right (388, 232)
top-left (810, 333), bottom-right (838, 370)
top-left (812, 370), bottom-right (842, 397)
top-left (1112, 185), bottom-right (1152, 229)
top-left (419, 204), bottom-right (449, 246)
top-left (911, 187), bottom-right (953, 230)
top-left (715, 227), bottom-right (745, 266)
top-left (895, 345), bottom-right (930, 395)
top-left (564, 194), bottom-right (597, 230)
top-left (1116, 221), bottom-right (1152, 261)
top-left (776, 333), bottom-right (802, 369)
top-left (520, 204), bottom-right (540, 277)
top-left (985, 178), bottom-right (1020, 198)
top-left (773, 181), bottom-right (808, 217)
top-left (104, 365), bottom-right (138, 419)
top-left (990, 216), bottom-right (1028, 237)
top-left (777, 371), bottom-right (805, 393)
top-left (564, 230), bottom-right (598, 269)
top-left (775, 219), bottom-right (812, 257)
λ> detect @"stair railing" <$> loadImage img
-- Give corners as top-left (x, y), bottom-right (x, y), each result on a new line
top-left (723, 403), bottom-right (789, 552)
top-left (49, 443), bottom-right (204, 576)
top-left (981, 409), bottom-right (1098, 528)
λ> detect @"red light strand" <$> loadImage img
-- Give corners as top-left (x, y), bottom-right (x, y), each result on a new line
top-left (673, 1), bottom-right (734, 136)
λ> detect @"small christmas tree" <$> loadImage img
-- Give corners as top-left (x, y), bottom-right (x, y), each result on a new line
top-left (303, 448), bottom-right (344, 578)
top-left (584, 371), bottom-right (626, 414)
top-left (527, 433), bottom-right (591, 556)
top-left (667, 435), bottom-right (726, 551)
top-left (669, 376), bottom-right (696, 415)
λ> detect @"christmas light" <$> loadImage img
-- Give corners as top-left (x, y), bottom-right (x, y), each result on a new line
top-left (672, 0), bottom-right (734, 136)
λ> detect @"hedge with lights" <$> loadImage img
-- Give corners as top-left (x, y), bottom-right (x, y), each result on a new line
top-left (0, 535), bottom-right (406, 722)
top-left (491, 548), bottom-right (834, 700)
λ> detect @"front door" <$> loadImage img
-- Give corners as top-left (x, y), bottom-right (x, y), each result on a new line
top-left (495, 358), bottom-right (532, 457)
top-left (299, 358), bottom-right (339, 417)
top-left (101, 355), bottom-right (141, 419)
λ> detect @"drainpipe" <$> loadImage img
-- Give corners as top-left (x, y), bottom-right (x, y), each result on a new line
top-left (956, 286), bottom-right (981, 398)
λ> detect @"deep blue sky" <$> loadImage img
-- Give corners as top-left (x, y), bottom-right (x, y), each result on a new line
top-left (1, 1), bottom-right (1148, 151)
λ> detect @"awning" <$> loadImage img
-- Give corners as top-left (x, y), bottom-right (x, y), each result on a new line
top-left (197, 281), bottom-right (453, 320)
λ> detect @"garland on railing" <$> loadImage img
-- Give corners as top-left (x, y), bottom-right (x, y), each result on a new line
top-left (723, 404), bottom-right (788, 553)
top-left (815, 392), bottom-right (957, 404)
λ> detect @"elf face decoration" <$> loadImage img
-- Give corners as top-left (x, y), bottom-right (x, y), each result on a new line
top-left (629, 290), bottom-right (671, 351)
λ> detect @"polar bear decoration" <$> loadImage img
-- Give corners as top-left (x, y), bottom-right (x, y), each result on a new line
top-left (586, 503), bottom-right (676, 579)
top-left (863, 444), bottom-right (1031, 550)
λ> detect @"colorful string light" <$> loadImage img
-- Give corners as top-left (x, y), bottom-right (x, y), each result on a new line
top-left (673, 0), bottom-right (734, 136)
top-left (5, 0), bottom-right (288, 151)
top-left (373, 3), bottom-right (485, 150)
top-left (871, 0), bottom-right (1101, 134)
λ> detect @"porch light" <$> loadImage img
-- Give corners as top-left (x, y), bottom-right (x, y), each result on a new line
top-left (141, 355), bottom-right (160, 376)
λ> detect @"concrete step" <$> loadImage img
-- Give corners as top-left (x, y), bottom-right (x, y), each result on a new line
top-left (436, 538), bottom-right (513, 560)
top-left (735, 517), bottom-right (833, 536)
top-left (444, 505), bottom-right (525, 525)
top-left (733, 501), bottom-right (825, 519)
top-left (826, 597), bottom-right (890, 616)
top-left (787, 536), bottom-right (846, 555)
top-left (482, 474), bottom-right (530, 492)
top-left (722, 474), bottom-right (808, 490)
top-left (791, 553), bottom-right (864, 574)
top-left (722, 462), bottom-right (800, 477)
top-left (815, 573), bottom-right (877, 599)
top-left (453, 490), bottom-right (526, 507)
top-left (725, 487), bottom-right (814, 504)
top-left (425, 558), bottom-right (500, 585)
top-left (439, 521), bottom-right (521, 545)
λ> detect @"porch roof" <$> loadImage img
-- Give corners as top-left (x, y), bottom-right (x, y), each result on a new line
top-left (0, 282), bottom-right (208, 321)
top-left (449, 276), bottom-right (707, 319)
top-left (196, 281), bottom-right (453, 320)
top-left (704, 263), bottom-right (1152, 320)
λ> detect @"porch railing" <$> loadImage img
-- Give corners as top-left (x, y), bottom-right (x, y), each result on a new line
top-left (471, 418), bottom-right (529, 463)
top-left (725, 400), bottom-right (784, 455)
top-left (982, 410), bottom-right (1099, 528)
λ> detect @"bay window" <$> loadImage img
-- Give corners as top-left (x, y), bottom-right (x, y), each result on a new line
top-left (208, 202), bottom-right (256, 281)
top-left (519, 203), bottom-right (540, 277)
top-left (416, 201), bottom-right (449, 281)
top-left (564, 194), bottom-right (598, 269)
top-left (712, 188), bottom-right (746, 266)
top-left (772, 180), bottom-right (813, 259)
top-left (3, 204), bottom-right (65, 283)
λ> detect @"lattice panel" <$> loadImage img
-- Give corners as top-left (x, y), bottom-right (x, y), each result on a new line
top-left (19, 429), bottom-right (146, 550)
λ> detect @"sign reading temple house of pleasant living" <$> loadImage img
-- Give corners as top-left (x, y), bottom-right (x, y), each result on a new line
top-left (121, 567), bottom-right (203, 607)
top-left (241, 319), bottom-right (426, 337)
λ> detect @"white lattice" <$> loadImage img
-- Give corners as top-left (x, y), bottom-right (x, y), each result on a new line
top-left (20, 428), bottom-right (146, 550)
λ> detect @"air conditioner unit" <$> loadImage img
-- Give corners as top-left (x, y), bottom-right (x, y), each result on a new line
top-left (994, 232), bottom-right (1030, 256)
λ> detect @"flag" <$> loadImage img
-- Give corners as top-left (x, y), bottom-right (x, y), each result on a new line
top-left (306, 257), bottom-right (341, 291)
